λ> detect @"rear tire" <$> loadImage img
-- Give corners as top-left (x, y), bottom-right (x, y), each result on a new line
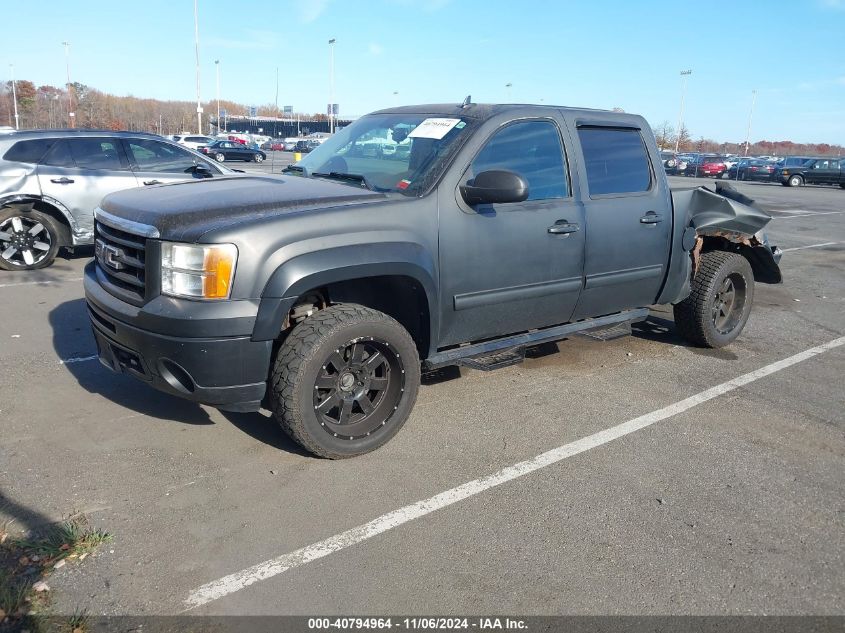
top-left (215, 152), bottom-right (225, 162)
top-left (269, 304), bottom-right (421, 458)
top-left (673, 251), bottom-right (754, 348)
top-left (0, 208), bottom-right (62, 271)
top-left (788, 175), bottom-right (803, 187)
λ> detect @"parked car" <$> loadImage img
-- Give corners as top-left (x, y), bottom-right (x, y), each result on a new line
top-left (659, 150), bottom-right (686, 174)
top-left (685, 154), bottom-right (726, 178)
top-left (201, 140), bottom-right (266, 162)
top-left (0, 130), bottom-right (237, 270)
top-left (725, 158), bottom-right (776, 181)
top-left (261, 141), bottom-right (284, 151)
top-left (778, 157), bottom-right (845, 188)
top-left (771, 156), bottom-right (821, 184)
top-left (179, 135), bottom-right (216, 151)
top-left (84, 103), bottom-right (782, 458)
top-left (293, 140), bottom-right (320, 153)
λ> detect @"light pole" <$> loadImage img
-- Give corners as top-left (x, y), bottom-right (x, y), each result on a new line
top-left (743, 89), bottom-right (757, 157)
top-left (328, 38), bottom-right (336, 134)
top-left (674, 69), bottom-right (692, 153)
top-left (215, 59), bottom-right (220, 134)
top-left (9, 64), bottom-right (19, 130)
top-left (62, 41), bottom-right (74, 128)
top-left (505, 82), bottom-right (512, 101)
top-left (193, 0), bottom-right (202, 134)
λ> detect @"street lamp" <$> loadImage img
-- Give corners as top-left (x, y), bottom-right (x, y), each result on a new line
top-left (9, 64), bottom-right (19, 130)
top-left (674, 69), bottom-right (692, 153)
top-left (193, 0), bottom-right (202, 135)
top-left (215, 60), bottom-right (221, 134)
top-left (743, 89), bottom-right (757, 157)
top-left (62, 41), bottom-right (74, 128)
top-left (328, 38), bottom-right (336, 134)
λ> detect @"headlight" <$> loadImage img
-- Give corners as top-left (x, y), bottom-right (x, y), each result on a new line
top-left (160, 243), bottom-right (237, 300)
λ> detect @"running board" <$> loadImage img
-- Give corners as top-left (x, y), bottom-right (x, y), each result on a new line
top-left (425, 308), bottom-right (649, 370)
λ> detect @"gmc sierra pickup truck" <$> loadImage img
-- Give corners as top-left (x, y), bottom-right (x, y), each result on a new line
top-left (84, 102), bottom-right (782, 458)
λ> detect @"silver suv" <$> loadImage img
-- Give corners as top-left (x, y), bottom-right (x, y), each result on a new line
top-left (0, 130), bottom-right (238, 270)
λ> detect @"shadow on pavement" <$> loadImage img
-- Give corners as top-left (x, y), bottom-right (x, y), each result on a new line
top-left (50, 298), bottom-right (213, 425)
top-left (0, 490), bottom-right (54, 535)
top-left (221, 411), bottom-right (314, 457)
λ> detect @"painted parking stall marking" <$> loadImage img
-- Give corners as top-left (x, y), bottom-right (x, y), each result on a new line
top-left (184, 336), bottom-right (845, 609)
top-left (780, 242), bottom-right (839, 252)
top-left (0, 276), bottom-right (83, 289)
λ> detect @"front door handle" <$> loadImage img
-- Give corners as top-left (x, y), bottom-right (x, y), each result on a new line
top-left (50, 177), bottom-right (74, 184)
top-left (143, 180), bottom-right (162, 186)
top-left (548, 220), bottom-right (580, 235)
top-left (640, 212), bottom-right (663, 224)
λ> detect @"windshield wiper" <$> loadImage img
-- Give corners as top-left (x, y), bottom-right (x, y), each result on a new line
top-left (282, 165), bottom-right (305, 175)
top-left (312, 171), bottom-right (375, 191)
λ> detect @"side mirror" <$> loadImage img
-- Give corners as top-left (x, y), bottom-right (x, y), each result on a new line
top-left (459, 170), bottom-right (528, 206)
top-left (193, 163), bottom-right (213, 178)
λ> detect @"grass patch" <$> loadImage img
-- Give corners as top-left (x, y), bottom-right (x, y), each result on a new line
top-left (0, 514), bottom-right (111, 632)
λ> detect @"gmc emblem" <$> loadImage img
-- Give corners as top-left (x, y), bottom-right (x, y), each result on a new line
top-left (95, 239), bottom-right (126, 271)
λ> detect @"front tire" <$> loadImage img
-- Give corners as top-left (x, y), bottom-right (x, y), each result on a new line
top-left (253, 154), bottom-right (264, 163)
top-left (0, 208), bottom-right (62, 271)
top-left (673, 251), bottom-right (754, 348)
top-left (270, 304), bottom-right (421, 458)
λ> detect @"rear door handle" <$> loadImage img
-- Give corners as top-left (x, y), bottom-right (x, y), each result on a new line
top-left (143, 180), bottom-right (162, 186)
top-left (640, 212), bottom-right (663, 224)
top-left (50, 177), bottom-right (74, 184)
top-left (548, 220), bottom-right (580, 235)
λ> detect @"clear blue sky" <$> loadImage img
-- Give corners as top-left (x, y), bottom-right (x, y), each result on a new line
top-left (2, 0), bottom-right (844, 144)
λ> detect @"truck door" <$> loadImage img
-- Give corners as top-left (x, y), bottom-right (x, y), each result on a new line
top-left (568, 124), bottom-right (673, 320)
top-left (36, 137), bottom-right (137, 240)
top-left (437, 118), bottom-right (585, 347)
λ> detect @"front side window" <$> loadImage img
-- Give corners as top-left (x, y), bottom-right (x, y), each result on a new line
top-left (66, 138), bottom-right (125, 171)
top-left (469, 120), bottom-right (568, 201)
top-left (292, 112), bottom-right (477, 194)
top-left (126, 139), bottom-right (209, 174)
top-left (578, 127), bottom-right (652, 196)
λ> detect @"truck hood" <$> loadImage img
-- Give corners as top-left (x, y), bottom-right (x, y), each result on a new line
top-left (99, 175), bottom-right (387, 242)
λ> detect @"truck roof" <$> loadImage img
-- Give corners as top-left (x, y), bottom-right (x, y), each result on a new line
top-left (372, 102), bottom-right (648, 128)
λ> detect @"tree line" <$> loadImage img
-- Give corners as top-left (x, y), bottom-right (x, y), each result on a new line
top-left (652, 120), bottom-right (843, 158)
top-left (0, 79), bottom-right (328, 135)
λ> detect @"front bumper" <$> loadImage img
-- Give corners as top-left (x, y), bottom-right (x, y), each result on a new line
top-left (84, 261), bottom-right (272, 412)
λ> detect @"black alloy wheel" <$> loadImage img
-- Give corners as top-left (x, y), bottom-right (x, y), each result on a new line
top-left (313, 338), bottom-right (405, 440)
top-left (712, 273), bottom-right (747, 336)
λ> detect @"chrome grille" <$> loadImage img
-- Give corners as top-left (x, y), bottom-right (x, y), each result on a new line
top-left (94, 220), bottom-right (147, 305)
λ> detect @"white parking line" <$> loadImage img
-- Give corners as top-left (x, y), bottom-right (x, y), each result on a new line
top-left (184, 335), bottom-right (845, 610)
top-left (59, 354), bottom-right (98, 365)
top-left (0, 276), bottom-right (83, 289)
top-left (781, 242), bottom-right (839, 252)
top-left (775, 211), bottom-right (844, 220)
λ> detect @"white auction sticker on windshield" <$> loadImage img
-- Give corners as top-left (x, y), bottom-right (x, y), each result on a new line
top-left (408, 118), bottom-right (462, 140)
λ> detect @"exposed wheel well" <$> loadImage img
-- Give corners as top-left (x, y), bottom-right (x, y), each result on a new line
top-left (699, 235), bottom-right (781, 284)
top-left (282, 275), bottom-right (431, 357)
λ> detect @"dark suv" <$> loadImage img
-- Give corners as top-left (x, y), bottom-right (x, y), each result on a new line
top-left (0, 130), bottom-right (236, 270)
top-left (777, 157), bottom-right (845, 188)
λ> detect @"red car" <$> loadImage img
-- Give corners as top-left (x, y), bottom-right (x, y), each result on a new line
top-left (699, 157), bottom-right (727, 177)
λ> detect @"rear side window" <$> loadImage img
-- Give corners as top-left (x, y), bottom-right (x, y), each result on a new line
top-left (3, 138), bottom-right (58, 163)
top-left (67, 138), bottom-right (125, 170)
top-left (578, 127), bottom-right (652, 196)
top-left (41, 140), bottom-right (75, 167)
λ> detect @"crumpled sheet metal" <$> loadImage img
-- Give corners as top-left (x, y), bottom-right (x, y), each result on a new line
top-left (672, 183), bottom-right (773, 238)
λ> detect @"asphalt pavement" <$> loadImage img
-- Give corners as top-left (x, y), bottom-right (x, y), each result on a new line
top-left (0, 173), bottom-right (843, 617)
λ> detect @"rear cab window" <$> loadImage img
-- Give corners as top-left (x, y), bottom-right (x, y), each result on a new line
top-left (577, 127), bottom-right (652, 196)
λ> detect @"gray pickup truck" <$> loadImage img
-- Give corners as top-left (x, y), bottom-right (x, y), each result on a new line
top-left (84, 102), bottom-right (782, 458)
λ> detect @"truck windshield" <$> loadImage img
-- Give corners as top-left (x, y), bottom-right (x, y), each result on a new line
top-left (287, 113), bottom-right (475, 195)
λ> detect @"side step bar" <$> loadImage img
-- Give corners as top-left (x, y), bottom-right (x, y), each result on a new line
top-left (425, 308), bottom-right (649, 370)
